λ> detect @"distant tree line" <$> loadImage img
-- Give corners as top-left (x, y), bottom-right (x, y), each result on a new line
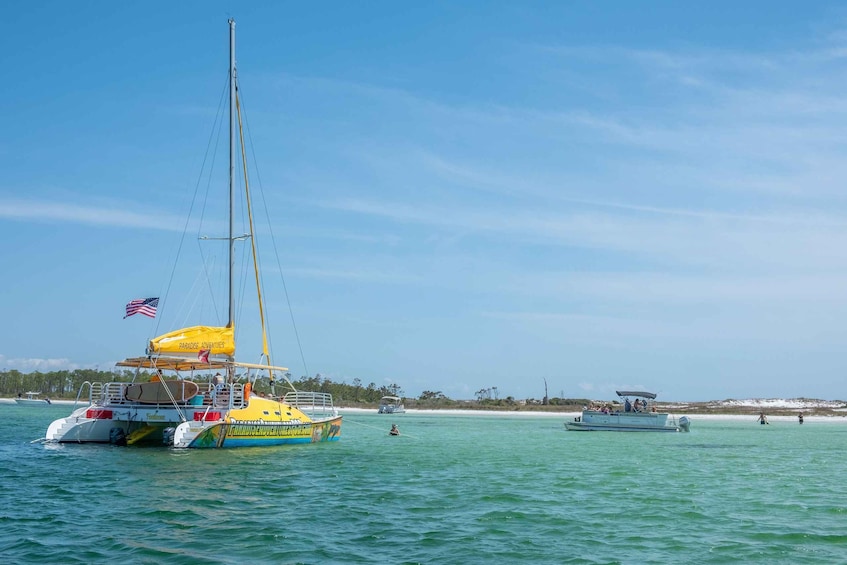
top-left (0, 368), bottom-right (136, 400)
top-left (0, 369), bottom-right (592, 410)
top-left (0, 368), bottom-right (437, 407)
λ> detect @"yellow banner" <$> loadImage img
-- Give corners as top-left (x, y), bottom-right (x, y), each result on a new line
top-left (148, 325), bottom-right (235, 357)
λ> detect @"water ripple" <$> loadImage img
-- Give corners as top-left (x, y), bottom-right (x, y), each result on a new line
top-left (3, 409), bottom-right (847, 563)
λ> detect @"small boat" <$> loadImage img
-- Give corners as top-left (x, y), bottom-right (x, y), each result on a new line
top-left (44, 20), bottom-right (342, 448)
top-left (378, 396), bottom-right (406, 414)
top-left (16, 392), bottom-right (52, 406)
top-left (565, 391), bottom-right (690, 432)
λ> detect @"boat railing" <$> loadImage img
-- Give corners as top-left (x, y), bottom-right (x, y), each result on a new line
top-left (81, 381), bottom-right (248, 409)
top-left (283, 391), bottom-right (337, 418)
top-left (72, 381), bottom-right (97, 408)
top-left (208, 383), bottom-right (247, 409)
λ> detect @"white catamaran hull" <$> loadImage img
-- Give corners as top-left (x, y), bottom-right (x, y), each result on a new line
top-left (47, 404), bottom-right (201, 445)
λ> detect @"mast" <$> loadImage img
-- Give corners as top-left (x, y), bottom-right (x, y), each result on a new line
top-left (227, 18), bottom-right (236, 334)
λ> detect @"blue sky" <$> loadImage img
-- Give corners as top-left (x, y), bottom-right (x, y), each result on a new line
top-left (3, 1), bottom-right (847, 402)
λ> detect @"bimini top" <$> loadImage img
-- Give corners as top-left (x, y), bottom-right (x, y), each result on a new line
top-left (117, 356), bottom-right (230, 372)
top-left (616, 391), bottom-right (657, 400)
top-left (117, 356), bottom-right (289, 374)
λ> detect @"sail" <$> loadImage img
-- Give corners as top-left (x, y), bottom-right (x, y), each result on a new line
top-left (148, 325), bottom-right (235, 357)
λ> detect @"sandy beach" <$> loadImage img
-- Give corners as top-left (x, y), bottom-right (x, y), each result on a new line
top-left (338, 406), bottom-right (844, 423)
top-left (4, 398), bottom-right (843, 424)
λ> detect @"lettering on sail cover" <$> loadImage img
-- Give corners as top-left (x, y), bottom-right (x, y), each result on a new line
top-left (177, 341), bottom-right (228, 351)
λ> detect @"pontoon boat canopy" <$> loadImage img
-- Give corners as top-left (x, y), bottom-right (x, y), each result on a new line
top-left (615, 391), bottom-right (657, 399)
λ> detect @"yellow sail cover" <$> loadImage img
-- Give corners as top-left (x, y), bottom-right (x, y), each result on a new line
top-left (148, 326), bottom-right (235, 357)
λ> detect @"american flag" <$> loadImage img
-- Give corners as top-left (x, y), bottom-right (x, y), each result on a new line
top-left (124, 297), bottom-right (159, 319)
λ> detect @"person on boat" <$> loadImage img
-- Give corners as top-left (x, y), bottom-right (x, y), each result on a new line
top-left (624, 398), bottom-right (632, 412)
top-left (389, 424), bottom-right (400, 436)
top-left (798, 412), bottom-right (804, 424)
top-left (757, 412), bottom-right (769, 425)
top-left (211, 373), bottom-right (225, 404)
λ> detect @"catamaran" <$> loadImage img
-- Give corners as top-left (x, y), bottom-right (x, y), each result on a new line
top-left (45, 19), bottom-right (342, 448)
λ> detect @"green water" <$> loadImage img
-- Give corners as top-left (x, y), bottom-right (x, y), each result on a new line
top-left (1, 406), bottom-right (846, 564)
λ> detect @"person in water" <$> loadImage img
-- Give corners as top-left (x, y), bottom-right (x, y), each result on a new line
top-left (389, 424), bottom-right (400, 436)
top-left (798, 412), bottom-right (804, 424)
top-left (757, 412), bottom-right (769, 425)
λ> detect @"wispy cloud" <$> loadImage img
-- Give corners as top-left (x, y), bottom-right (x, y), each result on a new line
top-left (284, 266), bottom-right (423, 284)
top-left (0, 198), bottom-right (185, 231)
top-left (320, 196), bottom-right (847, 272)
top-left (0, 354), bottom-right (80, 372)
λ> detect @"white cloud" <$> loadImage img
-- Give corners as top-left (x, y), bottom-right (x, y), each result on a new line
top-left (0, 354), bottom-right (80, 372)
top-left (321, 196), bottom-right (847, 273)
top-left (0, 198), bottom-right (186, 231)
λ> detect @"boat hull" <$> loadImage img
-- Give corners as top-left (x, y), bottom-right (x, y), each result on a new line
top-left (15, 399), bottom-right (51, 406)
top-left (44, 382), bottom-right (343, 447)
top-left (174, 415), bottom-right (342, 448)
top-left (46, 404), bottom-right (191, 444)
top-left (378, 407), bottom-right (405, 414)
top-left (565, 411), bottom-right (689, 432)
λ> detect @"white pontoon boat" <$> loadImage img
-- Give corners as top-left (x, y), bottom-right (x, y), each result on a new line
top-left (565, 391), bottom-right (690, 432)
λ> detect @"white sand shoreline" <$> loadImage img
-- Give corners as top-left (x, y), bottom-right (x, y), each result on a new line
top-left (3, 399), bottom-right (843, 423)
top-left (336, 407), bottom-right (845, 423)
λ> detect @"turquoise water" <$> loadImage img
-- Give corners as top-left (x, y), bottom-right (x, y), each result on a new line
top-left (2, 406), bottom-right (846, 564)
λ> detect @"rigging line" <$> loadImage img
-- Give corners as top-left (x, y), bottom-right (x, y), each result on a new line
top-left (344, 418), bottom-right (419, 439)
top-left (235, 88), bottom-right (274, 367)
top-left (196, 76), bottom-right (231, 326)
top-left (236, 86), bottom-right (273, 372)
top-left (188, 258), bottom-right (221, 329)
top-left (168, 263), bottom-right (212, 330)
top-left (239, 89), bottom-right (310, 378)
top-left (235, 83), bottom-right (253, 352)
top-left (155, 73), bottom-right (230, 339)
